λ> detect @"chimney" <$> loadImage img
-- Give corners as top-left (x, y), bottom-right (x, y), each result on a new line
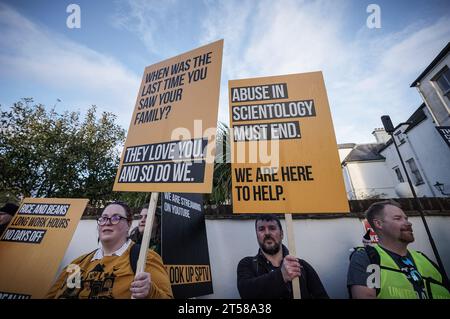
top-left (372, 128), bottom-right (390, 144)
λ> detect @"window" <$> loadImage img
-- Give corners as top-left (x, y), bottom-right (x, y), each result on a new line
top-left (394, 130), bottom-right (405, 144)
top-left (406, 158), bottom-right (424, 185)
top-left (393, 166), bottom-right (405, 183)
top-left (434, 66), bottom-right (450, 98)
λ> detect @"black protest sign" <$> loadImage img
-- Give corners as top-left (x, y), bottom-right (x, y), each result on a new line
top-left (161, 192), bottom-right (213, 298)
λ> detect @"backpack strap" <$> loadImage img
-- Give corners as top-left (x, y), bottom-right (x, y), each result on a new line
top-left (349, 246), bottom-right (364, 261)
top-left (129, 243), bottom-right (141, 274)
top-left (349, 245), bottom-right (379, 263)
top-left (414, 251), bottom-right (450, 292)
top-left (348, 245), bottom-right (381, 298)
top-left (364, 245), bottom-right (380, 266)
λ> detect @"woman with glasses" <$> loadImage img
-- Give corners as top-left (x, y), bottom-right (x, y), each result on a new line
top-left (46, 201), bottom-right (173, 299)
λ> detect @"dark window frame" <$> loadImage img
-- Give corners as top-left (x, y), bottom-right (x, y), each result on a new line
top-left (432, 66), bottom-right (450, 98)
top-left (393, 166), bottom-right (405, 183)
top-left (394, 130), bottom-right (406, 145)
top-left (406, 158), bottom-right (424, 186)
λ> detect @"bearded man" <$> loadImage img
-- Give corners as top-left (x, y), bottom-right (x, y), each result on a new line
top-left (237, 214), bottom-right (328, 299)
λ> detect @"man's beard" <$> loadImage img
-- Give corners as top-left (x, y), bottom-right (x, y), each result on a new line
top-left (399, 226), bottom-right (415, 243)
top-left (259, 236), bottom-right (281, 255)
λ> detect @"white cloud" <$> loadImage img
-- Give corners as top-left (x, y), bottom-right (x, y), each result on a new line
top-left (2, 1), bottom-right (449, 144)
top-left (110, 0), bottom-right (182, 57)
top-left (0, 3), bottom-right (140, 129)
top-left (200, 0), bottom-right (450, 143)
top-left (335, 16), bottom-right (450, 133)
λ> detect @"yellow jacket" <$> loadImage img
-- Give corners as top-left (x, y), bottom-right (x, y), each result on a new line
top-left (46, 243), bottom-right (173, 299)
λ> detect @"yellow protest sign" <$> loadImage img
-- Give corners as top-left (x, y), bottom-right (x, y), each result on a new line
top-left (113, 40), bottom-right (223, 193)
top-left (229, 72), bottom-right (349, 213)
top-left (0, 198), bottom-right (88, 299)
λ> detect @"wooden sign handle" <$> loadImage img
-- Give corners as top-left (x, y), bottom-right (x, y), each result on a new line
top-left (285, 213), bottom-right (301, 299)
top-left (136, 192), bottom-right (159, 274)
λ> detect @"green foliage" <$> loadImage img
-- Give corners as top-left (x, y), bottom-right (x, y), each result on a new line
top-left (207, 122), bottom-right (232, 205)
top-left (0, 98), bottom-right (125, 207)
top-left (119, 192), bottom-right (152, 209)
top-left (0, 100), bottom-right (234, 209)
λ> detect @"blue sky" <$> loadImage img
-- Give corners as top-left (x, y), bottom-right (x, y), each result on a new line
top-left (1, 0), bottom-right (449, 143)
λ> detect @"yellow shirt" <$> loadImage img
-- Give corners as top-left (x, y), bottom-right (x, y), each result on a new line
top-left (46, 243), bottom-right (173, 299)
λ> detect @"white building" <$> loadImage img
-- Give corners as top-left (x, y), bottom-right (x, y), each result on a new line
top-left (341, 104), bottom-right (450, 199)
top-left (411, 42), bottom-right (450, 127)
top-left (379, 41), bottom-right (450, 198)
top-left (339, 129), bottom-right (397, 200)
top-left (341, 42), bottom-right (450, 199)
top-left (379, 104), bottom-right (450, 198)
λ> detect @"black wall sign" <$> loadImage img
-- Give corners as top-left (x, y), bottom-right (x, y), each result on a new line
top-left (436, 126), bottom-right (450, 148)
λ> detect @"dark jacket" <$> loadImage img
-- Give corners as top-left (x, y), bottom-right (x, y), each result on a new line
top-left (0, 223), bottom-right (8, 237)
top-left (237, 245), bottom-right (329, 299)
top-left (129, 227), bottom-right (161, 255)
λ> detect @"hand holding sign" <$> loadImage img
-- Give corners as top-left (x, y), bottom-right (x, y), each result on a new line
top-left (130, 272), bottom-right (151, 299)
top-left (281, 255), bottom-right (302, 282)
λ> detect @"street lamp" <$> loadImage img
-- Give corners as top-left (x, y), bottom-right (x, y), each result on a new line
top-left (381, 115), bottom-right (449, 284)
top-left (433, 181), bottom-right (450, 196)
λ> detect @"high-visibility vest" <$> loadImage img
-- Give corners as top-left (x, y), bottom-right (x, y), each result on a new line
top-left (372, 244), bottom-right (450, 299)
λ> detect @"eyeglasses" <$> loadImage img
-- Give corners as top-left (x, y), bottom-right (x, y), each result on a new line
top-left (97, 215), bottom-right (128, 226)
